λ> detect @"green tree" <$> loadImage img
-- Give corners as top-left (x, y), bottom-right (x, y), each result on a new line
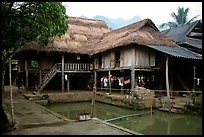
top-left (2, 2), bottom-right (68, 130)
top-left (2, 2), bottom-right (68, 93)
top-left (160, 6), bottom-right (199, 29)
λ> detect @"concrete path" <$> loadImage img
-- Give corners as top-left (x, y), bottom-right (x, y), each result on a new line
top-left (2, 86), bottom-right (141, 135)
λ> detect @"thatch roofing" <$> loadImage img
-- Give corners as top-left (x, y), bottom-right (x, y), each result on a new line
top-left (19, 16), bottom-right (110, 54)
top-left (90, 19), bottom-right (179, 54)
top-left (17, 17), bottom-right (179, 56)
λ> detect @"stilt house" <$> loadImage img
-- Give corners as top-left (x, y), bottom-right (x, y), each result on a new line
top-left (14, 17), bottom-right (202, 94)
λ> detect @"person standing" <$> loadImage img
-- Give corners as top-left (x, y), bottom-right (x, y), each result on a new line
top-left (16, 74), bottom-right (22, 89)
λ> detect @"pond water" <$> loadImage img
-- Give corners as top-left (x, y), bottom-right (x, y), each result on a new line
top-left (46, 101), bottom-right (202, 135)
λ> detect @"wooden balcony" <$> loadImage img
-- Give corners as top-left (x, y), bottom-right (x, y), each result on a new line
top-left (56, 63), bottom-right (93, 72)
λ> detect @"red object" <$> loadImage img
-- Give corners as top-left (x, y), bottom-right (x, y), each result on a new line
top-left (124, 79), bottom-right (130, 84)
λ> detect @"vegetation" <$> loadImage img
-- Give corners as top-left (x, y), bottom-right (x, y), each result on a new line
top-left (185, 92), bottom-right (202, 114)
top-left (159, 6), bottom-right (199, 29)
top-left (2, 2), bottom-right (68, 93)
top-left (2, 2), bottom-right (68, 131)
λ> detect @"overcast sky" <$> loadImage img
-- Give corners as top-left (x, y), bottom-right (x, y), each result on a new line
top-left (62, 2), bottom-right (202, 25)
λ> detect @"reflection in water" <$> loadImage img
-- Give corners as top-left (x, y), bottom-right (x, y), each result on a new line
top-left (46, 101), bottom-right (202, 135)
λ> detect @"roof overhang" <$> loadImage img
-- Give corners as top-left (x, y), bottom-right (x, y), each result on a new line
top-left (147, 45), bottom-right (202, 60)
top-left (180, 37), bottom-right (202, 49)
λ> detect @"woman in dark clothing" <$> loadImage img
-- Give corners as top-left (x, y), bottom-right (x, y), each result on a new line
top-left (16, 74), bottom-right (22, 89)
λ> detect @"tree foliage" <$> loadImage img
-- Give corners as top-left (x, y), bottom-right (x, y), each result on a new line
top-left (2, 2), bottom-right (68, 92)
top-left (159, 6), bottom-right (200, 29)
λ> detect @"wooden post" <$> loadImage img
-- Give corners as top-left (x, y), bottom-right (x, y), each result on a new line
top-left (39, 69), bottom-right (42, 86)
top-left (25, 59), bottom-right (28, 90)
top-left (38, 60), bottom-right (42, 86)
top-left (62, 54), bottom-right (64, 92)
top-left (131, 67), bottom-right (135, 91)
top-left (108, 70), bottom-right (111, 94)
top-left (91, 84), bottom-right (96, 118)
top-left (94, 71), bottom-right (97, 91)
top-left (193, 66), bottom-right (196, 91)
top-left (166, 56), bottom-right (171, 112)
top-left (67, 75), bottom-right (70, 92)
top-left (170, 69), bottom-right (174, 96)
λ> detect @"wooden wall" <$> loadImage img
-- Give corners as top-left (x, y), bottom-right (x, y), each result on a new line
top-left (99, 45), bottom-right (157, 69)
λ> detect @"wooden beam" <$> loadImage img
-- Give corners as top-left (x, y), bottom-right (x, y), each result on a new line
top-left (131, 47), bottom-right (135, 91)
top-left (193, 66), bottom-right (196, 91)
top-left (67, 75), bottom-right (70, 92)
top-left (166, 56), bottom-right (170, 98)
top-left (131, 68), bottom-right (135, 90)
top-left (39, 60), bottom-right (42, 85)
top-left (94, 71), bottom-right (97, 91)
top-left (165, 56), bottom-right (171, 112)
top-left (25, 59), bottom-right (28, 90)
top-left (108, 70), bottom-right (111, 94)
top-left (62, 54), bottom-right (64, 92)
top-left (188, 32), bottom-right (202, 37)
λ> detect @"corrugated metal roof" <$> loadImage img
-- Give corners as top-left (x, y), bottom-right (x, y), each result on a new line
top-left (181, 37), bottom-right (202, 49)
top-left (148, 45), bottom-right (202, 60)
top-left (161, 20), bottom-right (201, 43)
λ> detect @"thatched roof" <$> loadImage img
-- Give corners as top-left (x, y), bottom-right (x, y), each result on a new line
top-left (90, 19), bottom-right (179, 54)
top-left (19, 16), bottom-right (110, 54)
top-left (18, 17), bottom-right (179, 56)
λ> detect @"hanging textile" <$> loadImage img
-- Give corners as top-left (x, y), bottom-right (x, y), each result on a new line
top-left (103, 77), bottom-right (108, 87)
top-left (118, 77), bottom-right (123, 86)
top-left (101, 77), bottom-right (104, 87)
top-left (110, 75), bottom-right (114, 82)
top-left (124, 79), bottom-right (130, 84)
top-left (65, 74), bottom-right (68, 81)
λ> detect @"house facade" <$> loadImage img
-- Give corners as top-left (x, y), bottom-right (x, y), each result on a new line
top-left (92, 19), bottom-right (202, 93)
top-left (14, 17), bottom-right (110, 92)
top-left (14, 17), bottom-right (202, 94)
top-left (161, 20), bottom-right (202, 91)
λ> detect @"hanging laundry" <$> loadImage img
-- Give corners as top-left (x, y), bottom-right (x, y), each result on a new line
top-left (124, 79), bottom-right (130, 84)
top-left (110, 75), bottom-right (114, 82)
top-left (101, 77), bottom-right (104, 87)
top-left (118, 77), bottom-right (123, 86)
top-left (103, 77), bottom-right (108, 87)
top-left (65, 74), bottom-right (68, 81)
top-left (114, 76), bottom-right (117, 81)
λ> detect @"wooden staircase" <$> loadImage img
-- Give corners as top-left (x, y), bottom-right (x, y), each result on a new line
top-left (35, 64), bottom-right (58, 93)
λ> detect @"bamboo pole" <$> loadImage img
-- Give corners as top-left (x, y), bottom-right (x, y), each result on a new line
top-left (9, 57), bottom-right (15, 123)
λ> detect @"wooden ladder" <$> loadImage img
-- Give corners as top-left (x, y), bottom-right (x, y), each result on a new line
top-left (35, 64), bottom-right (58, 93)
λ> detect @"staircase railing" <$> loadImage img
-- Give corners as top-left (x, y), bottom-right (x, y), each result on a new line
top-left (34, 63), bottom-right (93, 93)
top-left (35, 64), bottom-right (58, 93)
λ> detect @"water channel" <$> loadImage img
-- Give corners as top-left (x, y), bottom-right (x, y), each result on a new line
top-left (46, 101), bottom-right (202, 135)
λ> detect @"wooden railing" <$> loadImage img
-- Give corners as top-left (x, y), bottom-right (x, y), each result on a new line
top-left (56, 63), bottom-right (93, 71)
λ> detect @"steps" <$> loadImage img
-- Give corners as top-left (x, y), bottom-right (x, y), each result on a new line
top-left (35, 64), bottom-right (58, 93)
